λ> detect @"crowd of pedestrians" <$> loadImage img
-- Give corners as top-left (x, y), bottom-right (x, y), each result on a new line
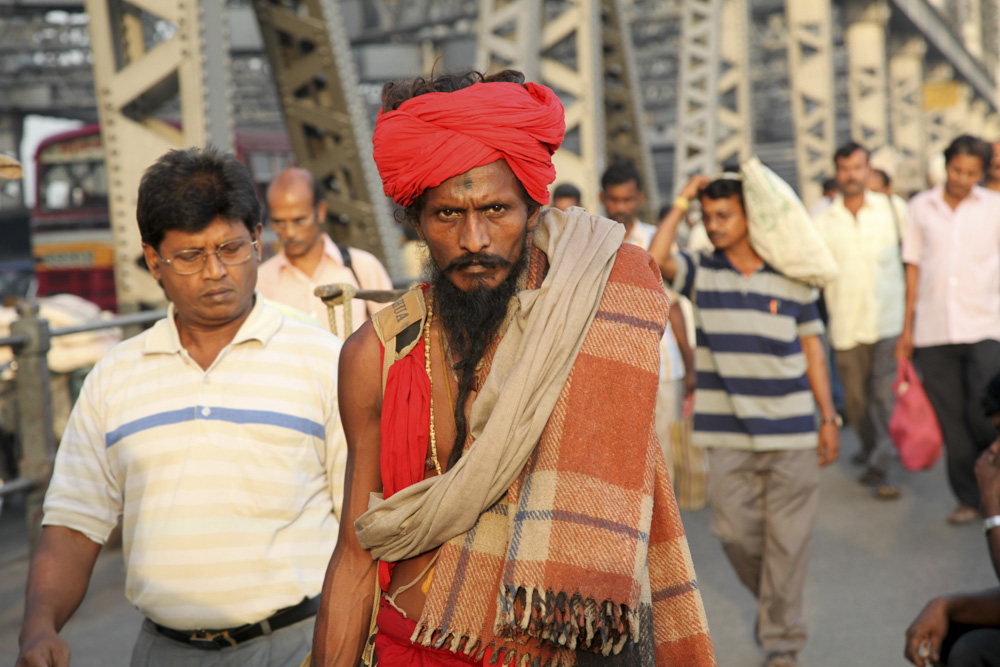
top-left (13, 63), bottom-right (1000, 667)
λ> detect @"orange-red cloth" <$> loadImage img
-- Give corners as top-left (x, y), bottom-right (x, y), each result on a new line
top-left (372, 81), bottom-right (565, 207)
top-left (377, 326), bottom-right (430, 592)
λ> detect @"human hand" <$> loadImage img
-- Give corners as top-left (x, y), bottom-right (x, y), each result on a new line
top-left (817, 422), bottom-right (840, 467)
top-left (904, 597), bottom-right (948, 666)
top-left (683, 369), bottom-right (696, 400)
top-left (680, 175), bottom-right (714, 201)
top-left (896, 330), bottom-right (914, 361)
top-left (16, 629), bottom-right (69, 667)
top-left (976, 441), bottom-right (1000, 517)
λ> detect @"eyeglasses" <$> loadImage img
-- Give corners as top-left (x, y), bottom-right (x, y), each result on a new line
top-left (157, 238), bottom-right (258, 275)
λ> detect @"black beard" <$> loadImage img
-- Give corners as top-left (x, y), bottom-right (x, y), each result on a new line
top-left (428, 232), bottom-right (530, 467)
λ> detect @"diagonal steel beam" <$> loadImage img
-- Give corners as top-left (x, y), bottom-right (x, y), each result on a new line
top-left (252, 0), bottom-right (400, 278)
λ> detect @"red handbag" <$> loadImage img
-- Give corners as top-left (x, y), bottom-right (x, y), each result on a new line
top-left (889, 358), bottom-right (943, 472)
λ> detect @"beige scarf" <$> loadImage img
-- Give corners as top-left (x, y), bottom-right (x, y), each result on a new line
top-left (354, 208), bottom-right (624, 559)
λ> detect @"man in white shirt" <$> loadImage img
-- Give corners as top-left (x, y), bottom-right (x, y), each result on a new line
top-left (815, 142), bottom-right (906, 499)
top-left (258, 168), bottom-right (393, 338)
top-left (17, 148), bottom-right (347, 666)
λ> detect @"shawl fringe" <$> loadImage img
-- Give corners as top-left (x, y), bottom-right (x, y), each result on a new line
top-left (498, 585), bottom-right (638, 656)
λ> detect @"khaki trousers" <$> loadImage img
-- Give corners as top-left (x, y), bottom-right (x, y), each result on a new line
top-left (708, 447), bottom-right (819, 657)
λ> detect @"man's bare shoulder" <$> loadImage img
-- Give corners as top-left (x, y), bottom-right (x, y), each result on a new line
top-left (341, 319), bottom-right (381, 372)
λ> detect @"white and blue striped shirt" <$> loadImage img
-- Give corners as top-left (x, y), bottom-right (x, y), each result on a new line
top-left (43, 295), bottom-right (346, 630)
top-left (673, 250), bottom-right (824, 451)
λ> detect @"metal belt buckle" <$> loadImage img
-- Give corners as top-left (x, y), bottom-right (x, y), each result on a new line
top-left (189, 629), bottom-right (237, 651)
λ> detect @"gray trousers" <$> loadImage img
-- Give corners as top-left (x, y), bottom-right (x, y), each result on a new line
top-left (130, 618), bottom-right (312, 667)
top-left (915, 340), bottom-right (1000, 510)
top-left (835, 336), bottom-right (898, 476)
top-left (708, 448), bottom-right (820, 657)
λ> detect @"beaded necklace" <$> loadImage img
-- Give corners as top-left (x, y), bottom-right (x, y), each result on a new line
top-left (423, 293), bottom-right (443, 475)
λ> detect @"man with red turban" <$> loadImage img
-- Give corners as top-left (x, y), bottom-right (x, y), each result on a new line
top-left (311, 69), bottom-right (715, 667)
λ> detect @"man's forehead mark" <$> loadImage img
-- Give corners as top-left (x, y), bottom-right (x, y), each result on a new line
top-left (463, 175), bottom-right (474, 190)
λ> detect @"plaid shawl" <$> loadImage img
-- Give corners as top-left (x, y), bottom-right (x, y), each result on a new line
top-left (411, 242), bottom-right (714, 666)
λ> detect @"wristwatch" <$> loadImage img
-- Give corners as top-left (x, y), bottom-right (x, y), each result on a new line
top-left (983, 515), bottom-right (1000, 534)
top-left (821, 414), bottom-right (843, 427)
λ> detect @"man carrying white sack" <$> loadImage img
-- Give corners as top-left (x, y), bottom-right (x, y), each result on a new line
top-left (647, 170), bottom-right (840, 667)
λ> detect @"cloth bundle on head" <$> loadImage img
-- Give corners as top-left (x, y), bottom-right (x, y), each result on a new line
top-left (372, 81), bottom-right (565, 207)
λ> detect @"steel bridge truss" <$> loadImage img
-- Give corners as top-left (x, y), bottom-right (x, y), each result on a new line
top-left (85, 0), bottom-right (234, 309)
top-left (252, 0), bottom-right (400, 277)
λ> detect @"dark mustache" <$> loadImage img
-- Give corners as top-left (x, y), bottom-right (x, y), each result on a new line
top-left (445, 253), bottom-right (512, 272)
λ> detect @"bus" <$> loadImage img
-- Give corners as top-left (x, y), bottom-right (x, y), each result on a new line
top-left (32, 124), bottom-right (293, 311)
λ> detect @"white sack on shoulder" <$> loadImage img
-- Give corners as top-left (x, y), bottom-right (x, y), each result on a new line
top-left (741, 156), bottom-right (839, 287)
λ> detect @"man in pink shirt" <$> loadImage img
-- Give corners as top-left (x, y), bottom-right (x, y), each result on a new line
top-left (897, 135), bottom-right (1000, 524)
top-left (258, 168), bottom-right (393, 337)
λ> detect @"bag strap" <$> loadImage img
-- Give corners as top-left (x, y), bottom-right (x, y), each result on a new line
top-left (371, 285), bottom-right (426, 397)
top-left (336, 243), bottom-right (361, 287)
top-left (359, 566), bottom-right (380, 666)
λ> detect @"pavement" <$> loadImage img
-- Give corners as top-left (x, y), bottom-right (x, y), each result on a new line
top-left (0, 427), bottom-right (996, 666)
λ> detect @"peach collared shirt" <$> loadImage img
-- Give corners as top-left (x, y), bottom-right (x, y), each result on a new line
top-left (257, 233), bottom-right (393, 338)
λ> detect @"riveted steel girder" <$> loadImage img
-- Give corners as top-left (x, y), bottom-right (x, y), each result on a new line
top-left (845, 0), bottom-right (890, 150)
top-left (674, 0), bottom-right (721, 184)
top-left (538, 0), bottom-right (605, 212)
top-left (251, 0), bottom-right (401, 278)
top-left (888, 35), bottom-right (927, 193)
top-left (476, 0), bottom-right (541, 80)
top-left (715, 0), bottom-right (752, 170)
top-left (784, 0), bottom-right (836, 208)
top-left (923, 62), bottom-right (970, 167)
top-left (85, 0), bottom-right (234, 309)
top-left (601, 0), bottom-right (657, 219)
top-left (476, 0), bottom-right (655, 217)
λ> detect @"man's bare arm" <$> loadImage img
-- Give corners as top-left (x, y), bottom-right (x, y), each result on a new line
top-left (17, 526), bottom-right (102, 667)
top-left (905, 587), bottom-right (1000, 666)
top-left (896, 263), bottom-right (919, 360)
top-left (975, 442), bottom-right (1000, 579)
top-left (648, 175), bottom-right (712, 283)
top-left (801, 334), bottom-right (839, 467)
top-left (668, 297), bottom-right (695, 398)
top-left (312, 322), bottom-right (383, 667)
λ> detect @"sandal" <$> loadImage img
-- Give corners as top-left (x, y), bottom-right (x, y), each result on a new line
top-left (947, 505), bottom-right (978, 524)
top-left (875, 483), bottom-right (901, 500)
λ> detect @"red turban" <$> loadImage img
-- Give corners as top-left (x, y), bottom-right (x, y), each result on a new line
top-left (372, 81), bottom-right (565, 207)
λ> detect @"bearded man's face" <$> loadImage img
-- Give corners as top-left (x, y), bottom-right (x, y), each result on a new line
top-left (415, 160), bottom-right (538, 293)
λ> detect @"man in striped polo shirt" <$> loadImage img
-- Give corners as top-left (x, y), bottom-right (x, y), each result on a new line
top-left (648, 175), bottom-right (840, 667)
top-left (17, 148), bottom-right (347, 666)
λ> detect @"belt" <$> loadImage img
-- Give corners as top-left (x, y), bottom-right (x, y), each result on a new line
top-left (151, 596), bottom-right (320, 651)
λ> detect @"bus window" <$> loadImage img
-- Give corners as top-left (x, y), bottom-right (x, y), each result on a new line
top-left (38, 159), bottom-right (108, 213)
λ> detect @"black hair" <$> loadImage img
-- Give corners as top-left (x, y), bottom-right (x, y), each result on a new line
top-left (944, 135), bottom-right (992, 169)
top-left (380, 69), bottom-right (526, 114)
top-left (699, 178), bottom-right (745, 209)
top-left (137, 147), bottom-right (260, 250)
top-left (871, 168), bottom-right (891, 187)
top-left (983, 371), bottom-right (1000, 418)
top-left (834, 141), bottom-right (870, 164)
top-left (600, 161), bottom-right (642, 192)
top-left (822, 177), bottom-right (838, 193)
top-left (384, 69), bottom-right (541, 223)
top-left (552, 182), bottom-right (582, 203)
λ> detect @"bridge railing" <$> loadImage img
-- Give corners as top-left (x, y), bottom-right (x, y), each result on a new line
top-left (0, 302), bottom-right (165, 546)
